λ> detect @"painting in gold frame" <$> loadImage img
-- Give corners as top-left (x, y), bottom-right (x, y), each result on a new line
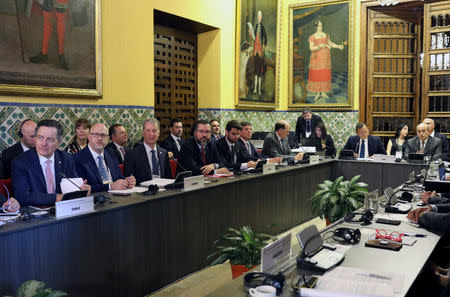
top-left (288, 0), bottom-right (354, 110)
top-left (235, 0), bottom-right (280, 109)
top-left (0, 0), bottom-right (102, 97)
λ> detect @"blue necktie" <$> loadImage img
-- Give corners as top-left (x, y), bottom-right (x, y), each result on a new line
top-left (151, 149), bottom-right (159, 176)
top-left (359, 140), bottom-right (365, 158)
top-left (97, 155), bottom-right (110, 182)
top-left (306, 121), bottom-right (311, 132)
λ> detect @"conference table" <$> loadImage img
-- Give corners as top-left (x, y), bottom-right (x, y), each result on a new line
top-left (0, 159), bottom-right (430, 297)
top-left (204, 210), bottom-right (440, 297)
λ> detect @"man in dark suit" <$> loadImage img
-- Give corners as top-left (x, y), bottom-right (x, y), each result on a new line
top-left (105, 124), bottom-right (129, 164)
top-left (210, 119), bottom-right (223, 143)
top-left (295, 108), bottom-right (323, 142)
top-left (405, 123), bottom-right (442, 161)
top-left (1, 119), bottom-right (37, 179)
top-left (216, 120), bottom-right (256, 171)
top-left (343, 122), bottom-right (386, 158)
top-left (423, 118), bottom-right (449, 160)
top-left (75, 123), bottom-right (136, 193)
top-left (124, 118), bottom-right (171, 184)
top-left (178, 120), bottom-right (229, 176)
top-left (160, 118), bottom-right (184, 159)
top-left (239, 121), bottom-right (282, 163)
top-left (11, 119), bottom-right (91, 206)
top-left (262, 120), bottom-right (304, 162)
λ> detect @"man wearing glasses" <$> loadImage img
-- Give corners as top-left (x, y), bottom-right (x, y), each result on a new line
top-left (124, 119), bottom-right (171, 184)
top-left (178, 120), bottom-right (229, 176)
top-left (11, 119), bottom-right (91, 206)
top-left (74, 123), bottom-right (136, 193)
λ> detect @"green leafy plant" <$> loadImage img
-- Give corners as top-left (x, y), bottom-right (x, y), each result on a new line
top-left (3, 280), bottom-right (67, 297)
top-left (207, 225), bottom-right (275, 269)
top-left (310, 175), bottom-right (368, 223)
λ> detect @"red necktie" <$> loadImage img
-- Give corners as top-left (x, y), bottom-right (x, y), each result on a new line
top-left (201, 147), bottom-right (206, 165)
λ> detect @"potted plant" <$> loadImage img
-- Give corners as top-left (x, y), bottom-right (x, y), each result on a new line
top-left (310, 175), bottom-right (368, 224)
top-left (3, 280), bottom-right (67, 297)
top-left (207, 225), bottom-right (275, 278)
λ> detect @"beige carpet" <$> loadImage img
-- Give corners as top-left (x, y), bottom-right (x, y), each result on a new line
top-left (148, 217), bottom-right (326, 297)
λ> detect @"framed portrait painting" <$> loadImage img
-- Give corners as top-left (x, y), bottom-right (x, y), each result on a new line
top-left (235, 0), bottom-right (280, 109)
top-left (0, 0), bottom-right (102, 97)
top-left (288, 0), bottom-right (354, 110)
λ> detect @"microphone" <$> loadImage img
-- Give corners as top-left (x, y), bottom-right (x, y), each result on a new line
top-left (58, 171), bottom-right (82, 190)
top-left (169, 155), bottom-right (189, 173)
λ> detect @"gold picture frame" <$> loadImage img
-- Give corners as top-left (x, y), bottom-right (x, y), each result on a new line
top-left (235, 0), bottom-right (281, 109)
top-left (0, 0), bottom-right (102, 98)
top-left (288, 0), bottom-right (354, 110)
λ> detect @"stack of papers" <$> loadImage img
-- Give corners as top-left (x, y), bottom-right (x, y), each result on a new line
top-left (140, 178), bottom-right (175, 187)
top-left (108, 187), bottom-right (148, 194)
top-left (300, 267), bottom-right (404, 297)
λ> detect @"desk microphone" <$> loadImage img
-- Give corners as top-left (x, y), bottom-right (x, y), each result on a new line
top-left (58, 172), bottom-right (83, 190)
top-left (354, 140), bottom-right (360, 156)
top-left (169, 156), bottom-right (189, 173)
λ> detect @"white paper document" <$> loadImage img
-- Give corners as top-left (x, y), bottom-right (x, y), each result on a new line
top-left (292, 147), bottom-right (316, 153)
top-left (374, 212), bottom-right (410, 223)
top-left (303, 266), bottom-right (404, 296)
top-left (140, 178), bottom-right (175, 187)
top-left (108, 187), bottom-right (148, 194)
top-left (60, 178), bottom-right (84, 194)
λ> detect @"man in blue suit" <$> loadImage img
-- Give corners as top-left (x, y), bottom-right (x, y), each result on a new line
top-left (343, 122), bottom-right (386, 158)
top-left (74, 123), bottom-right (136, 193)
top-left (124, 118), bottom-right (172, 184)
top-left (11, 119), bottom-right (91, 206)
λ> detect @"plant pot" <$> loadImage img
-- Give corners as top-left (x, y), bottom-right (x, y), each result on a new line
top-left (230, 264), bottom-right (256, 279)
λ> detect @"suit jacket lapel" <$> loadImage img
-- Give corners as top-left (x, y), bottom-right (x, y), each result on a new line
top-left (88, 149), bottom-right (104, 184)
top-left (157, 145), bottom-right (165, 176)
top-left (139, 145), bottom-right (152, 178)
top-left (54, 151), bottom-right (64, 193)
top-left (31, 150), bottom-right (47, 192)
top-left (274, 134), bottom-right (283, 154)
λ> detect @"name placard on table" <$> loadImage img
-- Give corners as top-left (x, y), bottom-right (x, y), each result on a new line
top-left (263, 163), bottom-right (277, 175)
top-left (184, 175), bottom-right (204, 191)
top-left (55, 196), bottom-right (94, 218)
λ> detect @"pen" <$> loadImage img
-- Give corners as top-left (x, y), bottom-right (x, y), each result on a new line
top-left (404, 233), bottom-right (426, 237)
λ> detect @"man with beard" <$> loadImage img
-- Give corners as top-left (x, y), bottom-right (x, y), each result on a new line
top-left (160, 118), bottom-right (184, 159)
top-left (178, 120), bottom-right (229, 176)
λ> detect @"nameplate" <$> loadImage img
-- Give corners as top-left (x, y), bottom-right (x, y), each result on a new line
top-left (373, 154), bottom-right (395, 163)
top-left (184, 175), bottom-right (204, 191)
top-left (261, 234), bottom-right (291, 273)
top-left (263, 163), bottom-right (276, 175)
top-left (55, 196), bottom-right (94, 218)
top-left (309, 155), bottom-right (320, 165)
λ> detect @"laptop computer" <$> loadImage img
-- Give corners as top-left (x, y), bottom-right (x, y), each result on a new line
top-left (408, 153), bottom-right (424, 163)
top-left (300, 138), bottom-right (322, 151)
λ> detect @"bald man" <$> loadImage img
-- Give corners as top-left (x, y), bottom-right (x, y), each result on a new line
top-left (1, 119), bottom-right (37, 178)
top-left (423, 118), bottom-right (448, 160)
top-left (74, 123), bottom-right (135, 193)
top-left (262, 120), bottom-right (303, 162)
top-left (404, 123), bottom-right (442, 161)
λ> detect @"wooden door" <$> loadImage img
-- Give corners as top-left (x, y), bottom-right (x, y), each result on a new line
top-left (366, 7), bottom-right (422, 137)
top-left (154, 25), bottom-right (198, 140)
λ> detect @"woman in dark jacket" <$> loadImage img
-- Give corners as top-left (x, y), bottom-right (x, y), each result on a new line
top-left (311, 122), bottom-right (336, 158)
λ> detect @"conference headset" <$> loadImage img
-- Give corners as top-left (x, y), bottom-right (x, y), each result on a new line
top-left (243, 271), bottom-right (285, 296)
top-left (333, 228), bottom-right (361, 245)
top-left (344, 210), bottom-right (373, 226)
top-left (17, 119), bottom-right (33, 138)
